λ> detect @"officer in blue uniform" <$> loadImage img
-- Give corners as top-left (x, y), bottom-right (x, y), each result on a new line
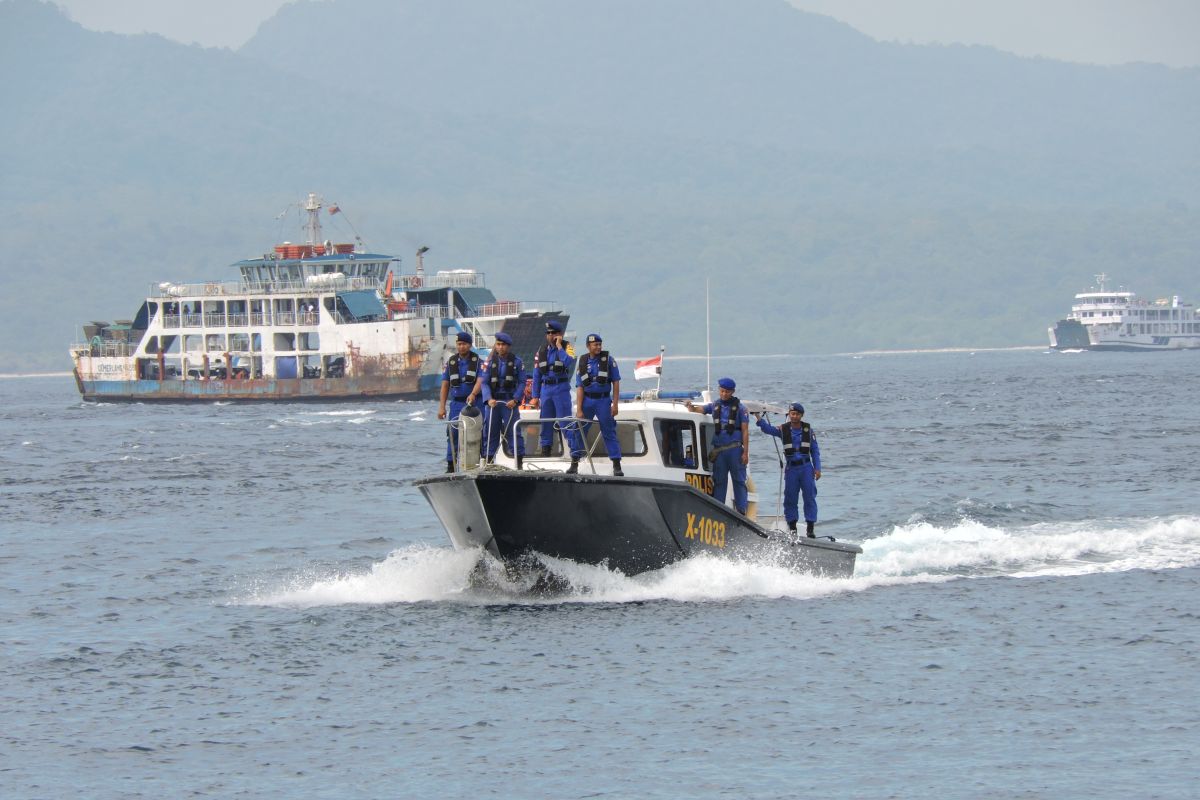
top-left (437, 331), bottom-right (481, 472)
top-left (571, 333), bottom-right (623, 476)
top-left (755, 402), bottom-right (822, 537)
top-left (480, 332), bottom-right (526, 463)
top-left (530, 320), bottom-right (578, 457)
top-left (686, 377), bottom-right (749, 514)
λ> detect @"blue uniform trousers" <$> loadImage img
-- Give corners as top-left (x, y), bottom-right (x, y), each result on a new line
top-left (573, 395), bottom-right (621, 459)
top-left (538, 384), bottom-right (579, 452)
top-left (484, 400), bottom-right (524, 459)
top-left (445, 397), bottom-right (476, 462)
top-left (712, 444), bottom-right (748, 514)
top-left (784, 461), bottom-right (818, 524)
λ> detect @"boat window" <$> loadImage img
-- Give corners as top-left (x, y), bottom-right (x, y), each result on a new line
top-left (657, 419), bottom-right (699, 469)
top-left (578, 420), bottom-right (646, 457)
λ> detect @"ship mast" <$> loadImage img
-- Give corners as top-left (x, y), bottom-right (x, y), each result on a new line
top-left (303, 192), bottom-right (323, 245)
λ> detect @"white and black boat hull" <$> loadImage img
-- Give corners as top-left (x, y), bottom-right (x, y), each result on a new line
top-left (415, 472), bottom-right (860, 578)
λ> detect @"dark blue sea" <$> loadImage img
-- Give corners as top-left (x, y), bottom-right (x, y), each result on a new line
top-left (2, 349), bottom-right (1198, 799)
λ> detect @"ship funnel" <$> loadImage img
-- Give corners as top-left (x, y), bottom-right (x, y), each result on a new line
top-left (416, 246), bottom-right (429, 283)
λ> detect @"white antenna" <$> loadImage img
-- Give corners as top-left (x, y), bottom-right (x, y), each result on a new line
top-left (705, 278), bottom-right (711, 391)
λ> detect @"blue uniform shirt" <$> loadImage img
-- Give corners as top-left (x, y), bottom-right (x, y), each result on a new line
top-left (480, 354), bottom-right (526, 402)
top-left (757, 418), bottom-right (822, 471)
top-left (441, 354), bottom-right (479, 401)
top-left (532, 344), bottom-right (575, 399)
top-left (576, 354), bottom-right (621, 396)
top-left (702, 399), bottom-right (749, 446)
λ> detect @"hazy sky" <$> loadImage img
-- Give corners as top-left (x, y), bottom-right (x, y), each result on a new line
top-left (52, 0), bottom-right (1200, 67)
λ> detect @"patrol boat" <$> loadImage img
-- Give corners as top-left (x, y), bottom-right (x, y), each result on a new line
top-left (1048, 273), bottom-right (1200, 352)
top-left (414, 390), bottom-right (861, 578)
top-left (70, 194), bottom-right (568, 401)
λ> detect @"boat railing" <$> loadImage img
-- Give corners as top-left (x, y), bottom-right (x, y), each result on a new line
top-left (162, 313), bottom-right (181, 329)
top-left (182, 313), bottom-right (203, 328)
top-left (467, 299), bottom-right (564, 318)
top-left (77, 340), bottom-right (137, 358)
top-left (410, 271), bottom-right (488, 290)
top-left (151, 277), bottom-right (380, 297)
top-left (227, 313), bottom-right (249, 327)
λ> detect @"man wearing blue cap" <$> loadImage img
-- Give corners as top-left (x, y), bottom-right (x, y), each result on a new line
top-left (480, 332), bottom-right (526, 463)
top-left (755, 403), bottom-right (821, 537)
top-left (531, 320), bottom-right (577, 457)
top-left (437, 331), bottom-right (481, 472)
top-left (686, 378), bottom-right (750, 514)
top-left (571, 333), bottom-right (623, 475)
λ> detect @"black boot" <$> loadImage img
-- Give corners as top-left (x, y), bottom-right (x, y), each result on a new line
top-left (445, 461), bottom-right (455, 474)
top-left (539, 445), bottom-right (551, 457)
top-left (611, 459), bottom-right (623, 477)
top-left (806, 521), bottom-right (816, 538)
top-left (787, 521), bottom-right (797, 532)
top-left (566, 459), bottom-right (579, 475)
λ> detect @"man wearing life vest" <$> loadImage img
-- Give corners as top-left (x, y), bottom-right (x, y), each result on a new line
top-left (687, 377), bottom-right (750, 514)
top-left (755, 402), bottom-right (822, 537)
top-left (437, 331), bottom-right (481, 472)
top-left (571, 333), bottom-right (623, 476)
top-left (480, 332), bottom-right (526, 463)
top-left (530, 320), bottom-right (579, 457)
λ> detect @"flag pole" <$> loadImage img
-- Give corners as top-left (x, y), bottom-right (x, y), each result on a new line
top-left (705, 278), bottom-right (711, 392)
top-left (656, 344), bottom-right (665, 393)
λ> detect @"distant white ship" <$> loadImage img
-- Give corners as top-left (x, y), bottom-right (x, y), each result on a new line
top-left (1048, 274), bottom-right (1200, 352)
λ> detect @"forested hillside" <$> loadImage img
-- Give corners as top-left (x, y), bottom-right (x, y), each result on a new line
top-left (1, 0), bottom-right (1197, 371)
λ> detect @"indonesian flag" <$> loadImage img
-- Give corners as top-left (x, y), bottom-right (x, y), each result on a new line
top-left (634, 355), bottom-right (662, 381)
top-left (328, 204), bottom-right (340, 215)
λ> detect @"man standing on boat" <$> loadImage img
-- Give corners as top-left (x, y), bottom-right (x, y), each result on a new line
top-left (687, 378), bottom-right (750, 514)
top-left (437, 331), bottom-right (481, 472)
top-left (530, 320), bottom-right (577, 458)
top-left (754, 403), bottom-right (821, 537)
top-left (571, 333), bottom-right (623, 476)
top-left (479, 332), bottom-right (526, 463)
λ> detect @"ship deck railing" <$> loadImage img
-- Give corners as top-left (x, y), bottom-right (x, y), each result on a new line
top-left (468, 299), bottom-right (563, 317)
top-left (152, 277), bottom-right (382, 297)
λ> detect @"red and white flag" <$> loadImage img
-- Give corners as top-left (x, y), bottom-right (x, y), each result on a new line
top-left (634, 355), bottom-right (662, 381)
top-left (328, 204), bottom-right (340, 215)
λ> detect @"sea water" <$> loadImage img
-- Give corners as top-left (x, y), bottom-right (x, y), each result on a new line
top-left (1, 350), bottom-right (1197, 799)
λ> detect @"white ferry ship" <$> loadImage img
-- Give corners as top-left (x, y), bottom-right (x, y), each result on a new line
top-left (1048, 274), bottom-right (1200, 352)
top-left (70, 194), bottom-right (567, 401)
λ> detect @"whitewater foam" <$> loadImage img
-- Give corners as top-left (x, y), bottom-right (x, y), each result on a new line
top-left (238, 515), bottom-right (1200, 608)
